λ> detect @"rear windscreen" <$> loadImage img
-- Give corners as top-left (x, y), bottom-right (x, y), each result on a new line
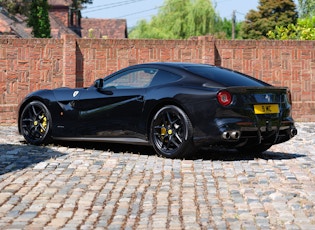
top-left (185, 66), bottom-right (270, 87)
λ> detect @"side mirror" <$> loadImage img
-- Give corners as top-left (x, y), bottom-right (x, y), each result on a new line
top-left (94, 78), bottom-right (103, 89)
top-left (94, 79), bottom-right (114, 95)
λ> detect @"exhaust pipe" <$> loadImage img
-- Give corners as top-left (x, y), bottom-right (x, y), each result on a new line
top-left (222, 132), bottom-right (230, 140)
top-left (231, 131), bottom-right (240, 140)
top-left (222, 131), bottom-right (241, 140)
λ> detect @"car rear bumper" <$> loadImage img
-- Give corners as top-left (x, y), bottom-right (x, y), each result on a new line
top-left (193, 118), bottom-right (297, 148)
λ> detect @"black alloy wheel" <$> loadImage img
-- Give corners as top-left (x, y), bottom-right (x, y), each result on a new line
top-left (20, 101), bottom-right (52, 145)
top-left (150, 105), bottom-right (195, 158)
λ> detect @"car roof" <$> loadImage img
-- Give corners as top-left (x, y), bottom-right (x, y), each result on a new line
top-left (131, 62), bottom-right (269, 87)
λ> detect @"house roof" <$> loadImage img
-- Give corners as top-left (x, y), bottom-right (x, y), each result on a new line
top-left (0, 9), bottom-right (32, 38)
top-left (81, 18), bottom-right (127, 39)
top-left (49, 14), bottom-right (79, 38)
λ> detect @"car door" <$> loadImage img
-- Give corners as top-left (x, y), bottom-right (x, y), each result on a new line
top-left (75, 67), bottom-right (157, 138)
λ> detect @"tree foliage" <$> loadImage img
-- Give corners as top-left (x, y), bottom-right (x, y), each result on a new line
top-left (241, 0), bottom-right (298, 39)
top-left (27, 0), bottom-right (51, 38)
top-left (298, 0), bottom-right (315, 18)
top-left (129, 0), bottom-right (220, 39)
top-left (267, 16), bottom-right (315, 40)
top-left (0, 0), bottom-right (28, 15)
top-left (214, 17), bottom-right (242, 39)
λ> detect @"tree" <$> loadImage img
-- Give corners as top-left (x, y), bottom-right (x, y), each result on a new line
top-left (27, 0), bottom-right (51, 38)
top-left (267, 16), bottom-right (315, 40)
top-left (214, 17), bottom-right (242, 39)
top-left (0, 0), bottom-right (28, 15)
top-left (129, 0), bottom-right (219, 39)
top-left (241, 0), bottom-right (298, 39)
top-left (298, 0), bottom-right (315, 18)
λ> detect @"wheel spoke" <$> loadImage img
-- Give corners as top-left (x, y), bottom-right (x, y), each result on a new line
top-left (164, 136), bottom-right (172, 149)
top-left (22, 118), bottom-right (33, 123)
top-left (166, 111), bottom-right (179, 126)
top-left (22, 124), bottom-right (31, 135)
top-left (29, 126), bottom-right (37, 137)
top-left (31, 105), bottom-right (38, 117)
top-left (166, 111), bottom-right (172, 124)
top-left (160, 139), bottom-right (167, 149)
top-left (168, 136), bottom-right (180, 148)
top-left (39, 123), bottom-right (46, 132)
top-left (33, 126), bottom-right (43, 138)
top-left (154, 125), bottom-right (163, 131)
top-left (26, 107), bottom-right (33, 118)
top-left (174, 133), bottom-right (183, 144)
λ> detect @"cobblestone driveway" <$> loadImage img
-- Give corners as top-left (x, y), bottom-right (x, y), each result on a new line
top-left (0, 123), bottom-right (314, 229)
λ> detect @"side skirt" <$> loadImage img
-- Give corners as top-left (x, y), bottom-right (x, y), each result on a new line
top-left (52, 137), bottom-right (150, 146)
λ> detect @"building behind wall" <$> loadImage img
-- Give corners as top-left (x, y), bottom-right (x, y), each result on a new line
top-left (0, 0), bottom-right (127, 39)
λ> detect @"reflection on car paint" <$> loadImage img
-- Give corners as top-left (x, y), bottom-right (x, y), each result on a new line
top-left (79, 96), bottom-right (141, 119)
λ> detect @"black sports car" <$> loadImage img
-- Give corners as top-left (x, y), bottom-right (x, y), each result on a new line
top-left (18, 62), bottom-right (297, 158)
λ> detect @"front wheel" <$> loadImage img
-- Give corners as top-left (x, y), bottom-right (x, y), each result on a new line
top-left (150, 105), bottom-right (196, 158)
top-left (20, 101), bottom-right (52, 145)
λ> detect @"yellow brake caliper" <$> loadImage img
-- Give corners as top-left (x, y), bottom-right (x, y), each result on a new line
top-left (40, 114), bottom-right (47, 133)
top-left (161, 125), bottom-right (166, 140)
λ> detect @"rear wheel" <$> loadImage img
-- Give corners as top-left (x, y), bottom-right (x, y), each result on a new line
top-left (20, 101), bottom-right (52, 145)
top-left (150, 105), bottom-right (195, 158)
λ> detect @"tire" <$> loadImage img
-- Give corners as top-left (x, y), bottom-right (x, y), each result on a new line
top-left (150, 105), bottom-right (195, 158)
top-left (236, 143), bottom-right (272, 154)
top-left (19, 101), bottom-right (52, 145)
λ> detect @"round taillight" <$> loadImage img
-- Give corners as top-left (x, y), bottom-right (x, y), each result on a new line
top-left (217, 90), bottom-right (232, 106)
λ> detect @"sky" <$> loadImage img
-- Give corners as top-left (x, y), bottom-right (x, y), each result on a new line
top-left (81, 0), bottom-right (299, 28)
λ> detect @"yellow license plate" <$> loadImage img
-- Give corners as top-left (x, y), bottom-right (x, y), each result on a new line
top-left (254, 104), bottom-right (279, 114)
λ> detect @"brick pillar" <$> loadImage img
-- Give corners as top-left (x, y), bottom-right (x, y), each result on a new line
top-left (191, 36), bottom-right (216, 65)
top-left (62, 34), bottom-right (77, 88)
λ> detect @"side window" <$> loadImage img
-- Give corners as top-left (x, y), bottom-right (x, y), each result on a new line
top-left (149, 70), bottom-right (182, 87)
top-left (103, 68), bottom-right (158, 89)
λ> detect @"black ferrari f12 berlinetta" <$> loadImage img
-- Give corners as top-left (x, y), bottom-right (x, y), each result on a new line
top-left (18, 62), bottom-right (297, 158)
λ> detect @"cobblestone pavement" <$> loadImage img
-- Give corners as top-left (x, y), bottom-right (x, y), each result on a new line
top-left (0, 123), bottom-right (314, 230)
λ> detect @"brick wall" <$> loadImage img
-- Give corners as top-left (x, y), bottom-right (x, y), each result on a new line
top-left (0, 35), bottom-right (314, 125)
top-left (76, 36), bottom-right (215, 86)
top-left (0, 38), bottom-right (66, 124)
